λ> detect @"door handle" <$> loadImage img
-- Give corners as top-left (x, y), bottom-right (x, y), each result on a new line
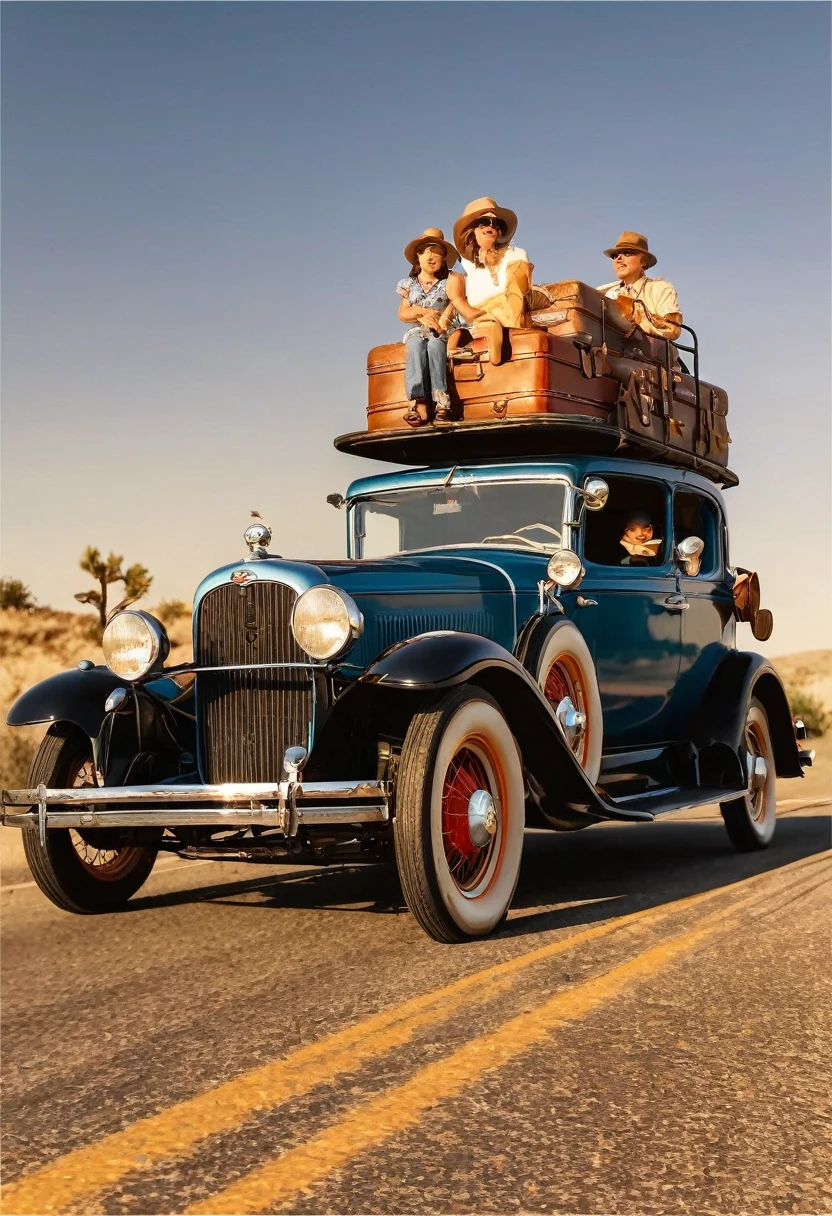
top-left (663, 594), bottom-right (689, 612)
top-left (576, 596), bottom-right (598, 608)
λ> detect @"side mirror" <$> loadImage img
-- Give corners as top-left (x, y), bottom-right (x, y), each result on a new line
top-left (582, 477), bottom-right (609, 512)
top-left (675, 535), bottom-right (705, 577)
top-left (326, 493), bottom-right (345, 510)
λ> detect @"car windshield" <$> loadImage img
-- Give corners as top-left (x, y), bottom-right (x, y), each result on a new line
top-left (353, 479), bottom-right (569, 557)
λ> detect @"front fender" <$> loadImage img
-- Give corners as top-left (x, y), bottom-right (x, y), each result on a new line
top-left (312, 633), bottom-right (651, 828)
top-left (689, 650), bottom-right (802, 780)
top-left (360, 630), bottom-right (522, 690)
top-left (7, 667), bottom-right (123, 737)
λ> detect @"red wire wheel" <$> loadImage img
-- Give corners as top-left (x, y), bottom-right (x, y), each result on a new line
top-left (395, 686), bottom-right (526, 941)
top-left (440, 742), bottom-right (498, 892)
top-left (543, 652), bottom-right (590, 768)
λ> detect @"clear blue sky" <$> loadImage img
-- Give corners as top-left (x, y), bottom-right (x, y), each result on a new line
top-left (2, 2), bottom-right (830, 654)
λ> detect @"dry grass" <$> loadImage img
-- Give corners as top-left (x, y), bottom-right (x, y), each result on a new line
top-left (0, 608), bottom-right (191, 789)
top-left (771, 650), bottom-right (832, 717)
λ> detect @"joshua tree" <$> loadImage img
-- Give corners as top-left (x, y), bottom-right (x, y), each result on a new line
top-left (75, 548), bottom-right (153, 632)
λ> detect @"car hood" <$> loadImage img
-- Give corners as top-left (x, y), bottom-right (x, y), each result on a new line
top-left (193, 551), bottom-right (534, 663)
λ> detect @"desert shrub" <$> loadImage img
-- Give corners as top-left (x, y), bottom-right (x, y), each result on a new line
top-left (0, 579), bottom-right (36, 611)
top-left (154, 599), bottom-right (192, 626)
top-left (786, 687), bottom-right (830, 737)
top-left (0, 727), bottom-right (40, 790)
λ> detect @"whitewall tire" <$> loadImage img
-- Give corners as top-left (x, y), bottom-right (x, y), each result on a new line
top-left (395, 686), bottom-right (525, 942)
top-left (721, 699), bottom-right (777, 851)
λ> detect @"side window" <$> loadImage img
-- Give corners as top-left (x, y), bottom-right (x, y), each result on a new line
top-left (673, 491), bottom-right (721, 577)
top-left (582, 476), bottom-right (670, 569)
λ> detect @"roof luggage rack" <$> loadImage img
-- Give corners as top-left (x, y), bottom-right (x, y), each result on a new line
top-left (334, 413), bottom-right (739, 488)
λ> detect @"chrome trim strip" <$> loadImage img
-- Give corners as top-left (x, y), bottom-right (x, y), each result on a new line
top-left (186, 662), bottom-right (326, 674)
top-left (2, 779), bottom-right (388, 807)
top-left (612, 785), bottom-right (682, 805)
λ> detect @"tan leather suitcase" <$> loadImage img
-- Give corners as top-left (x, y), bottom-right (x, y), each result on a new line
top-left (366, 329), bottom-right (617, 431)
top-left (533, 280), bottom-right (632, 344)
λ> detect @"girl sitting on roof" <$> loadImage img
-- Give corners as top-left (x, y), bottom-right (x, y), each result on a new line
top-left (397, 227), bottom-right (467, 428)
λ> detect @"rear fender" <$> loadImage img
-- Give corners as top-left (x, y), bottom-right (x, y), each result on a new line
top-left (689, 651), bottom-right (802, 781)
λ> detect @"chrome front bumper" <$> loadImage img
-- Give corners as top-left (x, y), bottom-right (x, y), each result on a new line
top-left (1, 778), bottom-right (390, 844)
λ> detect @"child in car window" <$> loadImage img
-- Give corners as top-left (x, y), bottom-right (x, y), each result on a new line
top-left (620, 512), bottom-right (663, 565)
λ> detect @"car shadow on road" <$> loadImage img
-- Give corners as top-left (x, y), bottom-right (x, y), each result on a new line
top-left (126, 860), bottom-right (408, 917)
top-left (122, 809), bottom-right (830, 940)
top-left (502, 811), bottom-right (831, 940)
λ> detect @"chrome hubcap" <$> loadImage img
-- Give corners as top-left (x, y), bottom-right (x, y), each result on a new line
top-left (748, 752), bottom-right (768, 795)
top-left (555, 696), bottom-right (587, 749)
top-left (467, 789), bottom-right (497, 848)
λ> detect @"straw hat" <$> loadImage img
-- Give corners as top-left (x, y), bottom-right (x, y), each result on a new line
top-left (404, 227), bottom-right (458, 268)
top-left (603, 230), bottom-right (657, 269)
top-left (453, 197), bottom-right (518, 255)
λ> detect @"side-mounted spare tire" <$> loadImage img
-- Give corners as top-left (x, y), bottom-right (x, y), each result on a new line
top-left (21, 724), bottom-right (158, 913)
top-left (394, 685), bottom-right (525, 943)
top-left (535, 619), bottom-right (603, 784)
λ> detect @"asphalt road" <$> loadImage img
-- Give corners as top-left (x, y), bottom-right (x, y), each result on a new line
top-left (1, 755), bottom-right (830, 1216)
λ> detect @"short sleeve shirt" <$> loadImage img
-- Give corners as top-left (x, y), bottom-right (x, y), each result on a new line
top-left (396, 275), bottom-right (455, 340)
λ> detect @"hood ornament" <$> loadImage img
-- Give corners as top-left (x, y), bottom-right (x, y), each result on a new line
top-left (244, 511), bottom-right (274, 560)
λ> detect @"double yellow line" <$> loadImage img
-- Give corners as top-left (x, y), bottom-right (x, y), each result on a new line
top-left (4, 851), bottom-right (828, 1216)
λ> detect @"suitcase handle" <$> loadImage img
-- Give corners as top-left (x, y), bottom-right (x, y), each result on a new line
top-left (452, 361), bottom-right (485, 383)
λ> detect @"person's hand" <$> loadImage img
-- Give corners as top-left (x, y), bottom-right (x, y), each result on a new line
top-left (615, 296), bottom-right (636, 322)
top-left (420, 309), bottom-right (442, 332)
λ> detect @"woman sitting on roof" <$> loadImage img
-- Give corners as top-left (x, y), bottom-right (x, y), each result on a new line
top-left (452, 197), bottom-right (539, 367)
top-left (397, 227), bottom-right (467, 428)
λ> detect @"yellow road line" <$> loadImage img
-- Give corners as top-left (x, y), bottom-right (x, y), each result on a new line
top-left (2, 850), bottom-right (828, 1216)
top-left (188, 877), bottom-right (820, 1216)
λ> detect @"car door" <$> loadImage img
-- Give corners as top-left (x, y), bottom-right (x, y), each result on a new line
top-left (673, 488), bottom-right (736, 704)
top-left (573, 473), bottom-right (683, 748)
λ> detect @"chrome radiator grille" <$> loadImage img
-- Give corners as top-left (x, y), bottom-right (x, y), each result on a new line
top-left (196, 582), bottom-right (312, 784)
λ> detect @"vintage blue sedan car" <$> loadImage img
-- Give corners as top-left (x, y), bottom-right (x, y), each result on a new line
top-left (1, 453), bottom-right (808, 942)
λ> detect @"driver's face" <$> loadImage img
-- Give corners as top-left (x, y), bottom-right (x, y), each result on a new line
top-left (623, 521), bottom-right (653, 544)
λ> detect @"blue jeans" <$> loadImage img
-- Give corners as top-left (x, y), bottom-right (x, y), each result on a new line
top-left (405, 331), bottom-right (448, 401)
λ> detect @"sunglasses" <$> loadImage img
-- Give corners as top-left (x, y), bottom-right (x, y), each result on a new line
top-left (612, 250), bottom-right (639, 260)
top-left (476, 216), bottom-right (505, 232)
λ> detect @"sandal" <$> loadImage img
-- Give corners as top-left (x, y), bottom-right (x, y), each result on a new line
top-left (403, 400), bottom-right (426, 428)
top-left (433, 391), bottom-right (452, 425)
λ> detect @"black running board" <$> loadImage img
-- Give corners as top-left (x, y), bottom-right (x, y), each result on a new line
top-left (570, 783), bottom-right (747, 823)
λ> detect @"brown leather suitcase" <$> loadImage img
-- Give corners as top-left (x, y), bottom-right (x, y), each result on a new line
top-left (532, 279), bottom-right (636, 348)
top-left (366, 329), bottom-right (617, 431)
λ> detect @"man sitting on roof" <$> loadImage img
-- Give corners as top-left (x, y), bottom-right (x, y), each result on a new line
top-left (597, 231), bottom-right (683, 341)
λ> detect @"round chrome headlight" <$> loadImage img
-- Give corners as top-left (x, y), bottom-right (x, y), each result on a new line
top-left (102, 611), bottom-right (169, 681)
top-left (547, 549), bottom-right (584, 589)
top-left (291, 586), bottom-right (363, 661)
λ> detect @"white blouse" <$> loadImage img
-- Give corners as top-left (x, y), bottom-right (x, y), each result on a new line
top-left (461, 245), bottom-right (529, 307)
